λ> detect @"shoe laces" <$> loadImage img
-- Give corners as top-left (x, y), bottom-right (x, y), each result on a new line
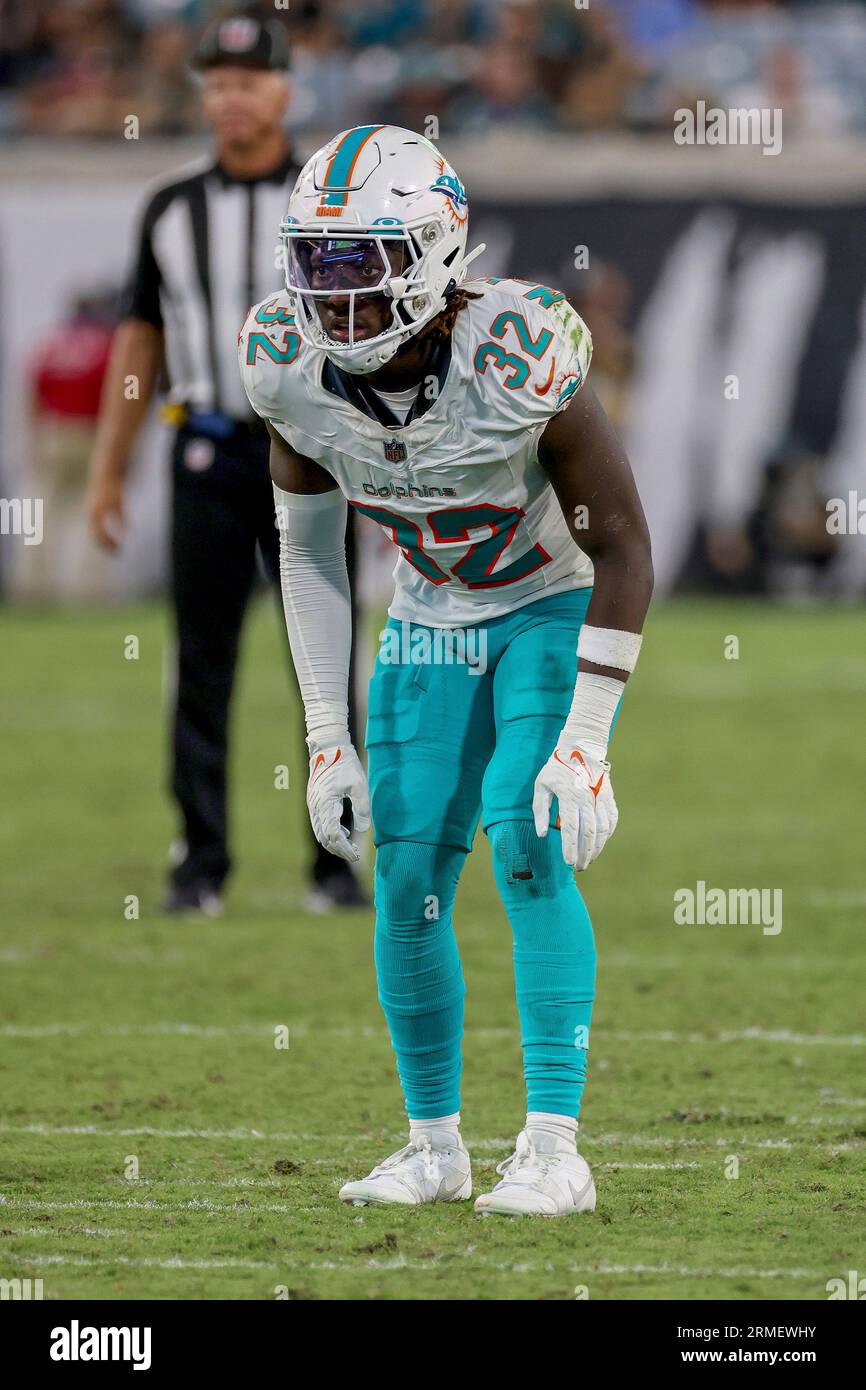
top-left (374, 1135), bottom-right (441, 1183)
top-left (495, 1130), bottom-right (556, 1184)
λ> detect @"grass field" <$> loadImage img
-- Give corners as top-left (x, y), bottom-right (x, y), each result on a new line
top-left (1, 596), bottom-right (864, 1301)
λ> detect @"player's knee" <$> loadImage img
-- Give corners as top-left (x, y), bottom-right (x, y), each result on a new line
top-left (488, 818), bottom-right (570, 899)
top-left (374, 840), bottom-right (461, 936)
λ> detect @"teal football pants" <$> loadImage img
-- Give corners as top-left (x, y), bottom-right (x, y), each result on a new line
top-left (366, 589), bottom-right (598, 1120)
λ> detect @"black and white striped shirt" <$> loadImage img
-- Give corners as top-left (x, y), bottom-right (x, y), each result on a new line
top-left (123, 151), bottom-right (298, 420)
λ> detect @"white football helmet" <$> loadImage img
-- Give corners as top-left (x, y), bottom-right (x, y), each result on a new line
top-left (279, 124), bottom-right (485, 374)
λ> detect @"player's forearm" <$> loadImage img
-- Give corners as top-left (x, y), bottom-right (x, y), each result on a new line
top-left (580, 544), bottom-right (654, 683)
top-left (273, 483), bottom-right (352, 745)
top-left (556, 540), bottom-right (652, 759)
top-left (540, 383), bottom-right (653, 683)
top-left (91, 319), bottom-right (163, 481)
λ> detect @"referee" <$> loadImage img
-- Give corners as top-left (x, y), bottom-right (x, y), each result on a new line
top-left (87, 15), bottom-right (364, 916)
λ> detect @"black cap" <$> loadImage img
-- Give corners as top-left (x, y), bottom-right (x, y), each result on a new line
top-left (190, 16), bottom-right (290, 73)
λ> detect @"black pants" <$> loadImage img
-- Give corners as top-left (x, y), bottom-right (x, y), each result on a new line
top-left (169, 425), bottom-right (359, 891)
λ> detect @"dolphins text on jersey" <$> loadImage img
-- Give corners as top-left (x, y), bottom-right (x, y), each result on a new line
top-left (239, 275), bottom-right (594, 628)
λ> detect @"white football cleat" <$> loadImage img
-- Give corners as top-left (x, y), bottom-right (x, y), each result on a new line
top-left (339, 1134), bottom-right (472, 1207)
top-left (474, 1129), bottom-right (596, 1217)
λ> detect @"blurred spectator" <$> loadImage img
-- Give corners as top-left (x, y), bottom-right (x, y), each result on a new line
top-left (446, 41), bottom-right (554, 133)
top-left (3, 0), bottom-right (866, 138)
top-left (425, 0), bottom-right (490, 45)
top-left (19, 289), bottom-right (119, 603)
top-left (705, 446), bottom-right (838, 597)
top-left (558, 6), bottom-right (647, 130)
top-left (571, 262), bottom-right (635, 429)
top-left (281, 1), bottom-right (360, 132)
top-left (129, 20), bottom-right (199, 135)
top-left (18, 1), bottom-right (136, 137)
top-left (606, 0), bottom-right (700, 52)
top-left (339, 0), bottom-right (426, 48)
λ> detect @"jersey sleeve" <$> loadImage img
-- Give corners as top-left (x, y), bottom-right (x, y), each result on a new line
top-left (237, 295), bottom-right (300, 423)
top-left (120, 193), bottom-right (164, 327)
top-left (238, 305), bottom-right (267, 419)
top-left (469, 280), bottom-right (593, 426)
top-left (542, 293), bottom-right (593, 415)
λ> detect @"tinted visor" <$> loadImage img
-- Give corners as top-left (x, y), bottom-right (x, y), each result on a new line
top-left (288, 237), bottom-right (407, 295)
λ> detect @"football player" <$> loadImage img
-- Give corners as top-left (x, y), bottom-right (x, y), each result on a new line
top-left (239, 126), bottom-right (653, 1216)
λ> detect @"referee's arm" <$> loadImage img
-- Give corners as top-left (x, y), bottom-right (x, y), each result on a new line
top-left (87, 202), bottom-right (165, 553)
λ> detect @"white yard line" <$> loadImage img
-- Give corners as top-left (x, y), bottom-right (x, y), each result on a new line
top-left (597, 1028), bottom-right (866, 1046)
top-left (297, 1256), bottom-right (826, 1280)
top-left (2, 1251), bottom-right (826, 1281)
top-left (469, 1132), bottom-right (864, 1152)
top-left (0, 1195), bottom-right (294, 1216)
top-left (0, 1122), bottom-right (319, 1140)
top-left (594, 1161), bottom-right (702, 1170)
top-left (9, 1225), bottom-right (129, 1239)
top-left (5, 1253), bottom-right (281, 1271)
top-left (2, 1022), bottom-right (864, 1045)
top-left (2, 1122), bottom-right (863, 1151)
top-left (0, 1023), bottom-right (267, 1038)
top-left (105, 1177), bottom-right (288, 1188)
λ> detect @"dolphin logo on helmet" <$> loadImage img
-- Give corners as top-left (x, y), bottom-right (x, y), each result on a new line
top-left (429, 170), bottom-right (468, 223)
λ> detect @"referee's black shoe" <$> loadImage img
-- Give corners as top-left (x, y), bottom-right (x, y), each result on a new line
top-left (161, 881), bottom-right (224, 919)
top-left (305, 861), bottom-right (370, 914)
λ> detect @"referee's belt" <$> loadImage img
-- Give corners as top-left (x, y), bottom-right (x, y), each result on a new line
top-left (161, 403), bottom-right (268, 442)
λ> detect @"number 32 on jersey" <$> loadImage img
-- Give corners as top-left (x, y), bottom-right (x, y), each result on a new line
top-left (350, 500), bottom-right (551, 589)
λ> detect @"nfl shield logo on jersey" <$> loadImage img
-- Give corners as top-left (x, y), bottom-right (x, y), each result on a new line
top-left (384, 438), bottom-right (408, 463)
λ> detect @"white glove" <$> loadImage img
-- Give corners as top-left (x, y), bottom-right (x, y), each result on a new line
top-left (306, 735), bottom-right (371, 865)
top-left (532, 738), bottom-right (618, 871)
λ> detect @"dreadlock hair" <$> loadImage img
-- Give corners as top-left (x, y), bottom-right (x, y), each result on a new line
top-left (416, 281), bottom-right (485, 345)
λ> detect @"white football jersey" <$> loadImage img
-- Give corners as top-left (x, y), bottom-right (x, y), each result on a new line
top-left (239, 276), bottom-right (594, 627)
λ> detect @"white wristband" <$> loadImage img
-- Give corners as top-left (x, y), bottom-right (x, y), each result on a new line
top-left (577, 624), bottom-right (643, 674)
top-left (562, 672), bottom-right (625, 762)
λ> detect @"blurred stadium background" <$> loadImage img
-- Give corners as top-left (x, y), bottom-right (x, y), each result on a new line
top-left (3, 0), bottom-right (866, 603)
top-left (1, 0), bottom-right (865, 1303)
